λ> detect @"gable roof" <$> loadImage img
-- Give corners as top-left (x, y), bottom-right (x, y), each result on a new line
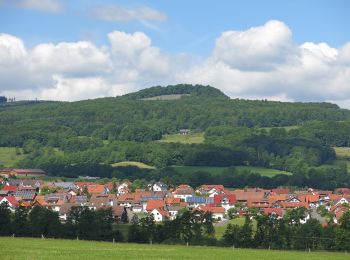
top-left (146, 200), bottom-right (166, 211)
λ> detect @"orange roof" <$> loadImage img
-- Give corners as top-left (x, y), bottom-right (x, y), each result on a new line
top-left (280, 201), bottom-right (309, 209)
top-left (87, 184), bottom-right (105, 194)
top-left (199, 206), bottom-right (225, 214)
top-left (146, 200), bottom-right (165, 211)
top-left (297, 194), bottom-right (319, 203)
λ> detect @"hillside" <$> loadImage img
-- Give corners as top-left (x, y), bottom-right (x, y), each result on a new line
top-left (1, 84), bottom-right (350, 189)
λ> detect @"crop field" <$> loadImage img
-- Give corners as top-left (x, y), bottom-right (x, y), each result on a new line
top-left (172, 166), bottom-right (292, 177)
top-left (159, 132), bottom-right (205, 144)
top-left (0, 237), bottom-right (346, 260)
top-left (0, 147), bottom-right (25, 168)
top-left (214, 217), bottom-right (255, 239)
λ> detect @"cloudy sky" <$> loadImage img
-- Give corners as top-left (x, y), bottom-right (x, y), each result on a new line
top-left (0, 0), bottom-right (350, 107)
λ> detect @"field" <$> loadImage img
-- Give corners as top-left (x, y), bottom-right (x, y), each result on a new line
top-left (259, 125), bottom-right (300, 132)
top-left (214, 217), bottom-right (253, 239)
top-left (159, 132), bottom-right (205, 144)
top-left (0, 147), bottom-right (25, 168)
top-left (0, 237), bottom-right (346, 260)
top-left (111, 161), bottom-right (156, 169)
top-left (172, 166), bottom-right (292, 177)
top-left (333, 147), bottom-right (350, 158)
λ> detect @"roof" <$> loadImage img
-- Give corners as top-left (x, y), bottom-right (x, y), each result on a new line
top-left (1, 196), bottom-right (20, 206)
top-left (3, 185), bottom-right (17, 192)
top-left (152, 207), bottom-right (169, 217)
top-left (263, 208), bottom-right (284, 217)
top-left (54, 182), bottom-right (76, 190)
top-left (87, 184), bottom-right (106, 194)
top-left (12, 169), bottom-right (45, 174)
top-left (14, 190), bottom-right (36, 200)
top-left (59, 203), bottom-right (75, 215)
top-left (199, 206), bottom-right (225, 214)
top-left (146, 200), bottom-right (166, 211)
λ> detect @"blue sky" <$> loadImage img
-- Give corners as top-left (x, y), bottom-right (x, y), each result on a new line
top-left (1, 0), bottom-right (350, 107)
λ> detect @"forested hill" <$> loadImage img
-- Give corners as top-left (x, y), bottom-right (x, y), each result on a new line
top-left (0, 84), bottom-right (350, 147)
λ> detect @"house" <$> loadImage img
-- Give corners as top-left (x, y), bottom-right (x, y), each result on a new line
top-left (198, 206), bottom-right (225, 221)
top-left (58, 203), bottom-right (75, 222)
top-left (2, 185), bottom-right (17, 195)
top-left (173, 185), bottom-right (194, 200)
top-left (179, 129), bottom-right (190, 135)
top-left (53, 182), bottom-right (77, 190)
top-left (213, 194), bottom-right (236, 211)
top-left (148, 181), bottom-right (168, 192)
top-left (14, 190), bottom-right (36, 202)
top-left (168, 205), bottom-right (187, 220)
top-left (117, 183), bottom-right (129, 195)
top-left (263, 208), bottom-right (284, 219)
top-left (196, 185), bottom-right (226, 197)
top-left (111, 206), bottom-right (126, 221)
top-left (34, 194), bottom-right (68, 212)
top-left (87, 184), bottom-right (109, 194)
top-left (186, 196), bottom-right (214, 209)
top-left (89, 194), bottom-right (117, 209)
top-left (146, 200), bottom-right (166, 212)
top-left (0, 196), bottom-right (29, 211)
top-left (151, 207), bottom-right (169, 222)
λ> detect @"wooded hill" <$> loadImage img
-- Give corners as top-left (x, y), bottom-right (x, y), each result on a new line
top-left (1, 84), bottom-right (350, 189)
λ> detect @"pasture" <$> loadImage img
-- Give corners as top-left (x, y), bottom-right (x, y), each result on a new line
top-left (0, 237), bottom-right (346, 260)
top-left (159, 132), bottom-right (205, 144)
top-left (0, 147), bottom-right (25, 168)
top-left (172, 165), bottom-right (292, 177)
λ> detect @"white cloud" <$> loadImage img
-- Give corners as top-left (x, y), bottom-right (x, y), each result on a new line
top-left (91, 5), bottom-right (166, 23)
top-left (1, 20), bottom-right (350, 108)
top-left (13, 0), bottom-right (63, 13)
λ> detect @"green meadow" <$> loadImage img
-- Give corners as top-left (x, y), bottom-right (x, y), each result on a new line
top-left (0, 237), bottom-right (346, 260)
top-left (159, 132), bottom-right (205, 144)
top-left (172, 165), bottom-right (292, 178)
top-left (0, 147), bottom-right (25, 168)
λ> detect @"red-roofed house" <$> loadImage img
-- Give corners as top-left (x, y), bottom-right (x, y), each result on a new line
top-left (146, 200), bottom-right (166, 212)
top-left (213, 194), bottom-right (236, 211)
top-left (0, 196), bottom-right (20, 211)
top-left (263, 208), bottom-right (284, 218)
top-left (199, 206), bottom-right (225, 220)
top-left (151, 207), bottom-right (169, 222)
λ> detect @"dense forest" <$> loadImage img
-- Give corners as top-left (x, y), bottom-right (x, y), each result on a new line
top-left (1, 84), bottom-right (350, 189)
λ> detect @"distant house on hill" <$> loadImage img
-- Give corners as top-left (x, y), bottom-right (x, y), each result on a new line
top-left (179, 129), bottom-right (190, 135)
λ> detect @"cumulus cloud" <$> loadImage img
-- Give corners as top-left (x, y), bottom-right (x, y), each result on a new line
top-left (1, 20), bottom-right (350, 108)
top-left (90, 5), bottom-right (166, 23)
top-left (12, 0), bottom-right (63, 13)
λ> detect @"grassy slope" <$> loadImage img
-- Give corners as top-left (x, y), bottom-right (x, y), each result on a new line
top-left (159, 132), bottom-right (205, 144)
top-left (0, 237), bottom-right (345, 260)
top-left (0, 147), bottom-right (25, 168)
top-left (172, 166), bottom-right (292, 177)
top-left (333, 147), bottom-right (350, 158)
top-left (111, 161), bottom-right (156, 169)
top-left (214, 218), bottom-right (249, 239)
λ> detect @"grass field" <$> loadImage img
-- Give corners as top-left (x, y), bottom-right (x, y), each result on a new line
top-left (0, 237), bottom-right (346, 260)
top-left (333, 147), bottom-right (350, 158)
top-left (111, 161), bottom-right (156, 169)
top-left (0, 147), bottom-right (25, 168)
top-left (172, 166), bottom-right (292, 177)
top-left (159, 132), bottom-right (205, 144)
top-left (214, 217), bottom-right (251, 239)
top-left (259, 125), bottom-right (300, 132)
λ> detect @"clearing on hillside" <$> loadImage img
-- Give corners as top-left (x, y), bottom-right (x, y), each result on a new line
top-left (159, 132), bottom-right (205, 144)
top-left (172, 165), bottom-right (292, 177)
top-left (111, 161), bottom-right (156, 169)
top-left (333, 147), bottom-right (350, 159)
top-left (0, 147), bottom-right (25, 168)
top-left (0, 237), bottom-right (345, 260)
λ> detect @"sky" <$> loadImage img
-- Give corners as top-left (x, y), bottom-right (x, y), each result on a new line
top-left (0, 0), bottom-right (350, 107)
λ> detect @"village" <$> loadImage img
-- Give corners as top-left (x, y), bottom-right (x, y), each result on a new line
top-left (1, 168), bottom-right (350, 226)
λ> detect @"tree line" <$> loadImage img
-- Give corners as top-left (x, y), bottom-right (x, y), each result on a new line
top-left (1, 203), bottom-right (350, 252)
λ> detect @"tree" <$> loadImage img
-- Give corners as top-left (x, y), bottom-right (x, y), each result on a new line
top-left (0, 202), bottom-right (12, 235)
top-left (121, 208), bottom-right (129, 223)
top-left (12, 206), bottom-right (29, 236)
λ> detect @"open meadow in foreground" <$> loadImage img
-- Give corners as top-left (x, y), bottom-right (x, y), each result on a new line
top-left (0, 237), bottom-right (347, 260)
